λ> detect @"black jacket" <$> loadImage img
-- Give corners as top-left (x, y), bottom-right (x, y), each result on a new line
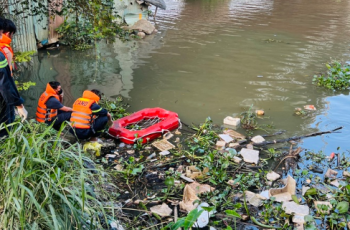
top-left (0, 52), bottom-right (23, 106)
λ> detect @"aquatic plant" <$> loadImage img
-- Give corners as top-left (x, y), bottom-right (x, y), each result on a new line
top-left (0, 121), bottom-right (115, 229)
top-left (14, 80), bottom-right (36, 91)
top-left (240, 105), bottom-right (258, 130)
top-left (99, 95), bottom-right (129, 120)
top-left (313, 60), bottom-right (350, 90)
top-left (14, 50), bottom-right (36, 63)
top-left (186, 117), bottom-right (219, 154)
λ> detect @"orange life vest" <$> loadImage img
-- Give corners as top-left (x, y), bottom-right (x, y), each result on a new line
top-left (0, 34), bottom-right (13, 72)
top-left (36, 84), bottom-right (60, 123)
top-left (0, 47), bottom-right (9, 69)
top-left (70, 90), bottom-right (100, 129)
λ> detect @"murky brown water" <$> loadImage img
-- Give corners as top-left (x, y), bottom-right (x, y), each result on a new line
top-left (21, 0), bottom-right (350, 152)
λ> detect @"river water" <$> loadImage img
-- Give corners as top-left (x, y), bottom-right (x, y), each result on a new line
top-left (21, 0), bottom-right (350, 152)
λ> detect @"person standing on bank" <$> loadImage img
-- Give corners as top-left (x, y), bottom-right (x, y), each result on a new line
top-left (70, 89), bottom-right (112, 141)
top-left (0, 18), bottom-right (27, 138)
top-left (36, 81), bottom-right (72, 130)
top-left (0, 19), bottom-right (16, 75)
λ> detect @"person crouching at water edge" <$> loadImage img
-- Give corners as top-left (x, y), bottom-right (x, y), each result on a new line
top-left (36, 81), bottom-right (73, 130)
top-left (69, 89), bottom-right (112, 142)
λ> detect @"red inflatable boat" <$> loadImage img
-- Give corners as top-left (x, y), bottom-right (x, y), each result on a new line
top-left (108, 108), bottom-right (180, 144)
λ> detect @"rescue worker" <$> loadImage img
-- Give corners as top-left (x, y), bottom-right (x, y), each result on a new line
top-left (0, 18), bottom-right (27, 137)
top-left (70, 89), bottom-right (112, 141)
top-left (0, 19), bottom-right (16, 74)
top-left (36, 81), bottom-right (72, 130)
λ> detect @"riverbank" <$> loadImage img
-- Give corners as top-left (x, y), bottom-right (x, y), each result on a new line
top-left (1, 104), bottom-right (348, 229)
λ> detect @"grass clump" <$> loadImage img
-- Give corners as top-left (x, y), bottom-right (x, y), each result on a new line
top-left (313, 60), bottom-right (350, 90)
top-left (0, 121), bottom-right (117, 229)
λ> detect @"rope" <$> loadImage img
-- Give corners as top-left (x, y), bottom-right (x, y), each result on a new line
top-left (178, 118), bottom-right (182, 129)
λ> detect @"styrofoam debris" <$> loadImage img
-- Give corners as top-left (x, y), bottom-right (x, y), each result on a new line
top-left (292, 215), bottom-right (306, 224)
top-left (330, 179), bottom-right (340, 188)
top-left (343, 171), bottom-right (350, 177)
top-left (179, 185), bottom-right (199, 212)
top-left (240, 148), bottom-right (259, 164)
top-left (260, 190), bottom-right (270, 199)
top-left (188, 182), bottom-right (215, 195)
top-left (146, 152), bottom-right (156, 160)
top-left (302, 186), bottom-right (310, 196)
top-left (314, 201), bottom-right (332, 214)
top-left (152, 139), bottom-right (175, 151)
top-left (150, 203), bottom-right (173, 217)
top-left (223, 116), bottom-right (240, 127)
top-left (114, 164), bottom-right (123, 171)
top-left (219, 134), bottom-right (234, 143)
top-left (180, 175), bottom-right (194, 183)
top-left (229, 143), bottom-right (240, 148)
top-left (233, 156), bottom-right (242, 163)
top-left (244, 191), bottom-right (266, 207)
top-left (216, 140), bottom-right (226, 150)
top-left (160, 150), bottom-right (170, 156)
top-left (325, 168), bottom-right (338, 179)
top-left (266, 171), bottom-right (280, 181)
top-left (223, 129), bottom-right (245, 140)
top-left (192, 202), bottom-right (216, 228)
top-left (251, 135), bottom-right (265, 144)
top-left (269, 175), bottom-right (296, 202)
top-left (127, 150), bottom-right (135, 154)
top-left (227, 180), bottom-right (239, 188)
top-left (282, 202), bottom-right (310, 216)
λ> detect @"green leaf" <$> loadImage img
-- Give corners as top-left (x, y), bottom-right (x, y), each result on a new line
top-left (201, 206), bottom-right (215, 213)
top-left (292, 195), bottom-right (300, 204)
top-left (304, 215), bottom-right (314, 222)
top-left (131, 165), bottom-right (144, 175)
top-left (164, 177), bottom-right (175, 187)
top-left (153, 213), bottom-right (162, 221)
top-left (183, 209), bottom-right (203, 229)
top-left (169, 219), bottom-right (185, 230)
top-left (336, 201), bottom-right (349, 214)
top-left (305, 224), bottom-right (317, 230)
top-left (304, 188), bottom-right (317, 196)
top-left (225, 210), bottom-right (241, 218)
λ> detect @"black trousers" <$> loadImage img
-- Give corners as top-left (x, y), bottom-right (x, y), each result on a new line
top-left (47, 112), bottom-right (72, 131)
top-left (70, 116), bottom-right (108, 140)
top-left (0, 98), bottom-right (15, 137)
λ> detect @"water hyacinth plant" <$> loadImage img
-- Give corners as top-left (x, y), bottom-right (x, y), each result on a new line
top-left (0, 121), bottom-right (114, 229)
top-left (313, 60), bottom-right (350, 90)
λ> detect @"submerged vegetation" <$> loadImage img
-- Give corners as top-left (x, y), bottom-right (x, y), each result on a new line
top-left (313, 60), bottom-right (350, 90)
